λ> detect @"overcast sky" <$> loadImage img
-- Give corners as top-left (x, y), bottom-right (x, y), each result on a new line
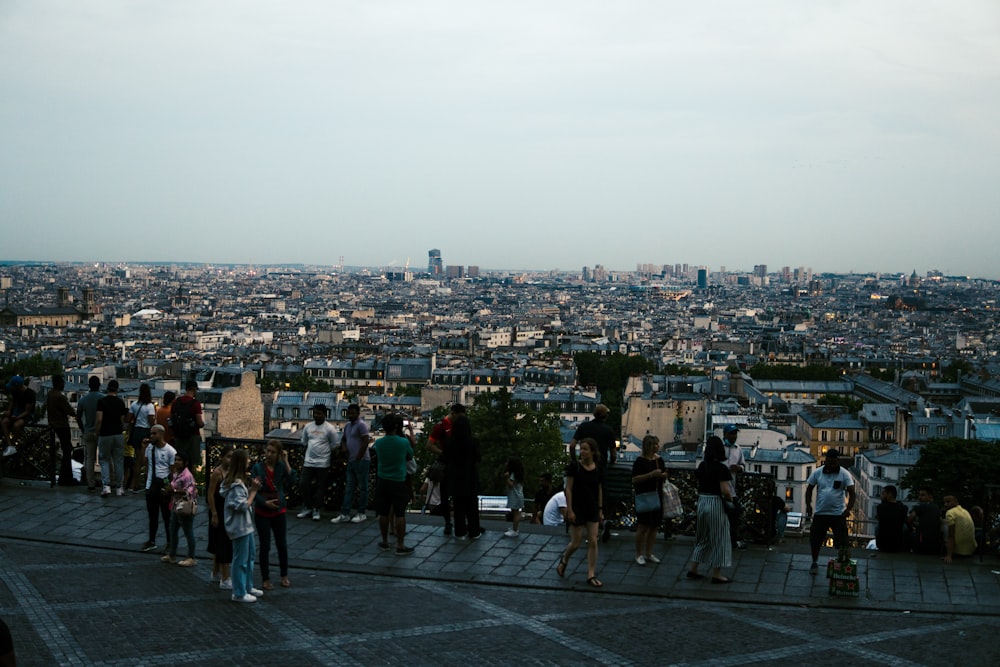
top-left (2, 1), bottom-right (999, 278)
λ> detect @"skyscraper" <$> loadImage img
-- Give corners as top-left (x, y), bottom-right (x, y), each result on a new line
top-left (428, 249), bottom-right (443, 276)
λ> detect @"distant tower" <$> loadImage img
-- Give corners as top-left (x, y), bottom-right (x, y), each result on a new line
top-left (81, 288), bottom-right (96, 316)
top-left (428, 249), bottom-right (443, 276)
top-left (697, 268), bottom-right (708, 289)
top-left (57, 287), bottom-right (71, 308)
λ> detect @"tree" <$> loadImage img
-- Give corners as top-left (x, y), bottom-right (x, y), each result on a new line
top-left (747, 363), bottom-right (842, 381)
top-left (1, 354), bottom-right (63, 381)
top-left (817, 394), bottom-right (863, 413)
top-left (468, 388), bottom-right (565, 497)
top-left (901, 438), bottom-right (1000, 508)
top-left (573, 352), bottom-right (657, 431)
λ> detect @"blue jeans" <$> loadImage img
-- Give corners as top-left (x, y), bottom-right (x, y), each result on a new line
top-left (231, 532), bottom-right (256, 598)
top-left (98, 434), bottom-right (125, 489)
top-left (169, 511), bottom-right (195, 558)
top-left (341, 459), bottom-right (370, 515)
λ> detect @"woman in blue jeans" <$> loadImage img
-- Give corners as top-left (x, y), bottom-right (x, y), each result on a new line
top-left (251, 440), bottom-right (295, 589)
top-left (223, 448), bottom-right (263, 603)
top-left (162, 452), bottom-right (198, 567)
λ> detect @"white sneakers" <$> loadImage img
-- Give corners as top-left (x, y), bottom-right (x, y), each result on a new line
top-left (1, 445), bottom-right (16, 457)
top-left (646, 553), bottom-right (661, 564)
top-left (635, 555), bottom-right (647, 566)
top-left (101, 485), bottom-right (111, 497)
top-left (249, 587), bottom-right (264, 597)
top-left (219, 578), bottom-right (232, 590)
top-left (350, 513), bottom-right (367, 524)
top-left (231, 594), bottom-right (256, 603)
top-left (116, 487), bottom-right (125, 497)
top-left (330, 514), bottom-right (352, 524)
top-left (312, 510), bottom-right (321, 521)
top-left (296, 508), bottom-right (312, 519)
top-left (504, 529), bottom-right (519, 538)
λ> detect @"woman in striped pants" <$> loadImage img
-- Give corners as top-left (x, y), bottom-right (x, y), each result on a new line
top-left (687, 436), bottom-right (735, 584)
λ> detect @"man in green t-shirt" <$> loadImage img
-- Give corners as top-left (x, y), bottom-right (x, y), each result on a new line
top-left (374, 414), bottom-right (415, 556)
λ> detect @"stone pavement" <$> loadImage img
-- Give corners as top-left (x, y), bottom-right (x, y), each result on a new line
top-left (2, 479), bottom-right (1000, 666)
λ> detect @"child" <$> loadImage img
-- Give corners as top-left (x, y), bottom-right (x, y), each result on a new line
top-left (222, 449), bottom-right (264, 603)
top-left (504, 456), bottom-right (525, 538)
top-left (161, 452), bottom-right (197, 567)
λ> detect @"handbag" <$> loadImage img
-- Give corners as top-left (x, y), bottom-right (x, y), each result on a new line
top-left (174, 494), bottom-right (198, 517)
top-left (662, 481), bottom-right (683, 519)
top-left (635, 490), bottom-right (661, 514)
top-left (427, 460), bottom-right (446, 482)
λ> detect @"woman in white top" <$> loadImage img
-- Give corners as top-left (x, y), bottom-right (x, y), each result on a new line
top-left (126, 384), bottom-right (157, 492)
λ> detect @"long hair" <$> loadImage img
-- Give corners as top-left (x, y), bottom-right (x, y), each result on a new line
top-left (506, 456), bottom-right (525, 484)
top-left (224, 449), bottom-right (250, 487)
top-left (704, 436), bottom-right (726, 464)
top-left (138, 383), bottom-right (152, 405)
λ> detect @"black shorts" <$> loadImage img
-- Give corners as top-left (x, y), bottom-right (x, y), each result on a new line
top-left (376, 478), bottom-right (409, 516)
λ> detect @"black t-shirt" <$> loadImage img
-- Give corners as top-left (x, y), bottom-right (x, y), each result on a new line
top-left (876, 501), bottom-right (909, 552)
top-left (572, 419), bottom-right (616, 464)
top-left (13, 387), bottom-right (36, 417)
top-left (96, 395), bottom-right (129, 437)
top-left (695, 461), bottom-right (732, 496)
top-left (632, 456), bottom-right (665, 495)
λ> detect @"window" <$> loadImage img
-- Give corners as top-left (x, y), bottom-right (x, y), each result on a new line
top-left (753, 464), bottom-right (762, 473)
top-left (277, 408), bottom-right (284, 418)
top-left (785, 487), bottom-right (794, 501)
top-left (918, 425), bottom-right (928, 436)
top-left (838, 431), bottom-right (845, 442)
top-left (821, 431), bottom-right (828, 442)
top-left (770, 466), bottom-right (778, 477)
top-left (937, 426), bottom-right (948, 436)
top-left (786, 466), bottom-right (794, 481)
top-left (873, 484), bottom-right (882, 497)
top-left (292, 408), bottom-right (299, 418)
top-left (874, 465), bottom-right (884, 478)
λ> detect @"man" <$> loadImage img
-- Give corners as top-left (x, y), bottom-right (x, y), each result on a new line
top-left (374, 414), bottom-right (415, 555)
top-left (297, 404), bottom-right (339, 521)
top-left (722, 424), bottom-right (747, 549)
top-left (804, 449), bottom-right (856, 574)
top-left (425, 403), bottom-right (466, 535)
top-left (907, 487), bottom-right (943, 555)
top-left (331, 404), bottom-right (372, 524)
top-left (942, 494), bottom-right (977, 563)
top-left (140, 424), bottom-right (176, 552)
top-left (155, 390), bottom-right (176, 445)
top-left (95, 379), bottom-right (129, 497)
top-left (2, 375), bottom-right (37, 457)
top-left (875, 485), bottom-right (908, 553)
top-left (76, 376), bottom-right (104, 490)
top-left (531, 472), bottom-right (555, 524)
top-left (170, 380), bottom-right (204, 472)
top-left (46, 375), bottom-right (77, 485)
top-left (542, 490), bottom-right (568, 527)
top-left (569, 404), bottom-right (617, 541)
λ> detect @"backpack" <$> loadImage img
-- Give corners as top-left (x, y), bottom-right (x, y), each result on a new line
top-left (169, 398), bottom-right (197, 439)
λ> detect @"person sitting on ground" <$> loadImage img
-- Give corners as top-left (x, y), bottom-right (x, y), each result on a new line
top-left (875, 485), bottom-right (908, 553)
top-left (908, 486), bottom-right (943, 555)
top-left (532, 472), bottom-right (555, 524)
top-left (543, 490), bottom-right (567, 526)
top-left (2, 375), bottom-right (36, 457)
top-left (942, 494), bottom-right (977, 564)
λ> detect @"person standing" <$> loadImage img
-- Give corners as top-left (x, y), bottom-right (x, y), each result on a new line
top-left (140, 425), bottom-right (175, 553)
top-left (46, 375), bottom-right (77, 486)
top-left (251, 440), bottom-right (294, 589)
top-left (296, 404), bottom-right (338, 521)
top-left (425, 403), bottom-right (465, 536)
top-left (154, 391), bottom-right (176, 445)
top-left (223, 448), bottom-right (264, 603)
top-left (331, 404), bottom-right (372, 524)
top-left (170, 380), bottom-right (204, 473)
top-left (76, 376), bottom-right (104, 491)
top-left (721, 424), bottom-right (746, 549)
top-left (207, 446), bottom-right (234, 589)
top-left (503, 456), bottom-right (525, 538)
top-left (556, 438), bottom-right (604, 587)
top-left (95, 379), bottom-right (129, 497)
top-left (2, 375), bottom-right (36, 457)
top-left (126, 383), bottom-right (156, 493)
top-left (161, 451), bottom-right (197, 567)
top-left (687, 436), bottom-right (735, 583)
top-left (942, 494), bottom-right (977, 563)
top-left (632, 435), bottom-right (667, 566)
top-left (569, 404), bottom-right (616, 542)
top-left (875, 485), bottom-right (908, 553)
top-left (805, 449), bottom-right (856, 575)
top-left (443, 415), bottom-right (482, 540)
top-left (374, 414), bottom-right (415, 555)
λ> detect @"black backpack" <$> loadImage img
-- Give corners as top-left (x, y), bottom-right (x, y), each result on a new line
top-left (169, 398), bottom-right (197, 439)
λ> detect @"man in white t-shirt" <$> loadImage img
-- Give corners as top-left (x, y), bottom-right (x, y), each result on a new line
top-left (543, 491), bottom-right (568, 526)
top-left (805, 449), bottom-right (855, 574)
top-left (297, 404), bottom-right (340, 521)
top-left (722, 424), bottom-right (747, 549)
top-left (141, 425), bottom-right (176, 553)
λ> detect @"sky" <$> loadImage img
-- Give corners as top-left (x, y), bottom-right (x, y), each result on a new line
top-left (2, 1), bottom-right (999, 278)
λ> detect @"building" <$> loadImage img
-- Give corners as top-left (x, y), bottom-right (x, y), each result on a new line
top-left (428, 249), bottom-right (443, 276)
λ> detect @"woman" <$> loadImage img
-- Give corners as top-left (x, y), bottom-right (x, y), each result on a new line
top-left (161, 451), bottom-right (197, 567)
top-left (223, 448), bottom-right (263, 603)
top-left (126, 384), bottom-right (156, 492)
top-left (632, 435), bottom-right (667, 565)
top-left (687, 436), bottom-right (735, 584)
top-left (556, 438), bottom-right (604, 587)
top-left (250, 440), bottom-right (295, 589)
top-left (443, 415), bottom-right (482, 540)
top-left (208, 445), bottom-right (234, 589)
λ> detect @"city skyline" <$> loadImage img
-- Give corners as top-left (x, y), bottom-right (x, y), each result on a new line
top-left (2, 2), bottom-right (998, 279)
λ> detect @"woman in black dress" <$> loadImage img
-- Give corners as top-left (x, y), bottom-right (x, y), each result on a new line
top-left (556, 438), bottom-right (604, 587)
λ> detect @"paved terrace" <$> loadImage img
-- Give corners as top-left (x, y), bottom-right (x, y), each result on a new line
top-left (1, 479), bottom-right (999, 665)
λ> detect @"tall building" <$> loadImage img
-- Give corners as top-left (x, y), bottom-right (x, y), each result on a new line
top-left (697, 267), bottom-right (708, 289)
top-left (428, 249), bottom-right (443, 276)
top-left (467, 266), bottom-right (480, 278)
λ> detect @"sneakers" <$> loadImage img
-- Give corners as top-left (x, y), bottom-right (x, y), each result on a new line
top-left (101, 485), bottom-right (111, 498)
top-left (231, 594), bottom-right (256, 603)
top-left (350, 513), bottom-right (367, 524)
top-left (2, 445), bottom-right (17, 457)
top-left (312, 510), bottom-right (321, 521)
top-left (472, 529), bottom-right (485, 540)
top-left (444, 523), bottom-right (453, 536)
top-left (378, 541), bottom-right (390, 551)
top-left (504, 529), bottom-right (519, 538)
top-left (249, 587), bottom-right (264, 597)
top-left (178, 558), bottom-right (196, 567)
top-left (809, 562), bottom-right (819, 575)
top-left (330, 514), bottom-right (352, 524)
top-left (635, 555), bottom-right (647, 566)
top-left (161, 555), bottom-right (176, 564)
top-left (645, 553), bottom-right (661, 564)
top-left (116, 487), bottom-right (125, 497)
top-left (395, 545), bottom-right (415, 556)
top-left (296, 508), bottom-right (312, 519)
top-left (140, 541), bottom-right (157, 553)
top-left (219, 578), bottom-right (233, 590)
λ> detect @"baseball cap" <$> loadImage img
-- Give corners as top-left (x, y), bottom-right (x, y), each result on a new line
top-left (5, 375), bottom-right (24, 391)
top-left (722, 424), bottom-right (740, 434)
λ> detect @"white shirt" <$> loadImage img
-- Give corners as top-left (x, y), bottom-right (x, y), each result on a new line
top-left (301, 420), bottom-right (340, 467)
top-left (725, 443), bottom-right (745, 493)
top-left (145, 443), bottom-right (177, 488)
top-left (807, 467), bottom-right (854, 516)
top-left (543, 491), bottom-right (568, 526)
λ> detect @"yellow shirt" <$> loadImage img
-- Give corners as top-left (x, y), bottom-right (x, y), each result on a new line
top-left (945, 505), bottom-right (977, 556)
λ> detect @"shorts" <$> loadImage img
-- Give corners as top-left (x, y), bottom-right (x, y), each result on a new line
top-left (376, 478), bottom-right (409, 516)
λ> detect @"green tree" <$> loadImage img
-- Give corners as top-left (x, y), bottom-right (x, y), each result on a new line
top-left (817, 394), bottom-right (863, 413)
top-left (901, 438), bottom-right (1000, 508)
top-left (468, 388), bottom-right (565, 497)
top-left (1, 354), bottom-right (63, 380)
top-left (940, 358), bottom-right (974, 383)
top-left (747, 363), bottom-right (842, 381)
top-left (573, 352), bottom-right (657, 431)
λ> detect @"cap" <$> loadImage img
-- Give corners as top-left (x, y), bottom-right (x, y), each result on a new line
top-left (5, 375), bottom-right (24, 390)
top-left (722, 424), bottom-right (740, 434)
